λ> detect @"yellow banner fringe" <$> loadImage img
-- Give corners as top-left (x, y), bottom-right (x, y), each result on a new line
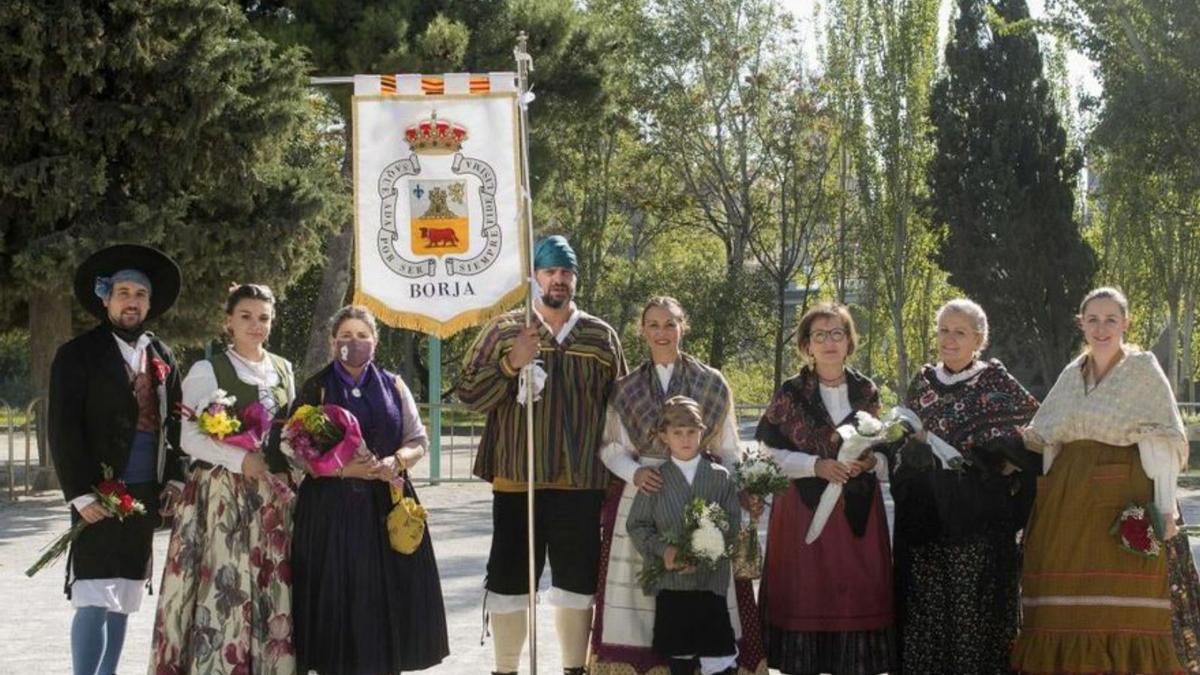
top-left (352, 284), bottom-right (527, 339)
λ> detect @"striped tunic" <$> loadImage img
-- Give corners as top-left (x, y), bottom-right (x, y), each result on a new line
top-left (458, 308), bottom-right (626, 490)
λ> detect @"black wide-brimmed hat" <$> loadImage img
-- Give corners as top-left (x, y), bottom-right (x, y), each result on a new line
top-left (73, 244), bottom-right (181, 322)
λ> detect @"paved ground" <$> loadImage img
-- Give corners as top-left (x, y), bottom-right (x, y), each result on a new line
top-left (3, 478), bottom-right (1200, 674)
top-left (0, 480), bottom-right (548, 674)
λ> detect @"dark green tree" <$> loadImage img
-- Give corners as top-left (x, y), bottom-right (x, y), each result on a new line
top-left (928, 0), bottom-right (1095, 392)
top-left (0, 0), bottom-right (343, 427)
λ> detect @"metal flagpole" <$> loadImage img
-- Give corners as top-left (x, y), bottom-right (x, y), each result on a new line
top-left (514, 31), bottom-right (540, 675)
top-left (428, 336), bottom-right (442, 484)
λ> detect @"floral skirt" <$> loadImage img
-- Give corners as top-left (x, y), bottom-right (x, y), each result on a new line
top-left (894, 531), bottom-right (1021, 675)
top-left (1169, 514), bottom-right (1200, 673)
top-left (149, 465), bottom-right (295, 674)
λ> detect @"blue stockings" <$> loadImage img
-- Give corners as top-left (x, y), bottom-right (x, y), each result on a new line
top-left (71, 607), bottom-right (129, 675)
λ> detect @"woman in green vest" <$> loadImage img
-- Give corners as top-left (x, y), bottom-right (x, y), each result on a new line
top-left (150, 283), bottom-right (298, 674)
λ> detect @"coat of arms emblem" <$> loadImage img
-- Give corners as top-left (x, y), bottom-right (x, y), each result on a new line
top-left (375, 112), bottom-right (501, 278)
top-left (409, 180), bottom-right (468, 255)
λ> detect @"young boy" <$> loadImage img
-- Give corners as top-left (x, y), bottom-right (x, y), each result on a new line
top-left (626, 395), bottom-right (741, 675)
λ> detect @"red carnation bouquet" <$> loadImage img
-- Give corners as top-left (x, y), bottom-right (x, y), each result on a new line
top-left (1110, 502), bottom-right (1164, 558)
top-left (26, 464), bottom-right (146, 577)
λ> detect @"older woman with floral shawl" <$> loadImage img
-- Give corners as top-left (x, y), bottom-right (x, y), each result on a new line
top-left (589, 297), bottom-right (768, 675)
top-left (889, 299), bottom-right (1040, 675)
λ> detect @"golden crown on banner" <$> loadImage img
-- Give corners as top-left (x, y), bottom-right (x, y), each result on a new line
top-left (403, 112), bottom-right (468, 155)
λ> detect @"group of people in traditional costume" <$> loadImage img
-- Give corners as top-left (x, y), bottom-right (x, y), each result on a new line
top-left (50, 244), bottom-right (449, 675)
top-left (46, 238), bottom-right (1200, 675)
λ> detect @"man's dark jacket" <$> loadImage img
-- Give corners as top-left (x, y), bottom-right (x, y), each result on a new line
top-left (48, 324), bottom-right (186, 502)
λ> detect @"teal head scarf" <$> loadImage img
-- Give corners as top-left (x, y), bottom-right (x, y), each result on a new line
top-left (533, 235), bottom-right (578, 272)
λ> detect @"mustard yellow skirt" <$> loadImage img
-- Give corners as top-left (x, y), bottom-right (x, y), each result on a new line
top-left (1012, 440), bottom-right (1182, 674)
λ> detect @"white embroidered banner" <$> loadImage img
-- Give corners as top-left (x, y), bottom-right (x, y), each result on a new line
top-left (352, 73), bottom-right (527, 337)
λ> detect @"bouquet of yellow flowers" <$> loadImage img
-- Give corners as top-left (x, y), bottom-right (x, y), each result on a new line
top-left (195, 389), bottom-right (241, 439)
top-left (185, 389), bottom-right (293, 503)
top-left (281, 404), bottom-right (364, 476)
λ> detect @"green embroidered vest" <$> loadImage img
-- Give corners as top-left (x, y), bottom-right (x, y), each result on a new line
top-left (209, 351), bottom-right (293, 472)
top-left (209, 351), bottom-right (292, 417)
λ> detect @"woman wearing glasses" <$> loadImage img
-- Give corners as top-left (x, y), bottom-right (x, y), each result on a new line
top-left (888, 298), bottom-right (1040, 674)
top-left (754, 302), bottom-right (897, 675)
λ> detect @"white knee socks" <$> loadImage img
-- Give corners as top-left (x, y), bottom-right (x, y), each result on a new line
top-left (554, 606), bottom-right (593, 669)
top-left (491, 610), bottom-right (527, 673)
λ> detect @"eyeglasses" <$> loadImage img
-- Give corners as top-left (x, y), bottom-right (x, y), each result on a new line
top-left (810, 329), bottom-right (846, 343)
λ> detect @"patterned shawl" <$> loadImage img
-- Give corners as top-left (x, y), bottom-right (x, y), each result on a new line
top-left (1030, 349), bottom-right (1187, 465)
top-left (755, 366), bottom-right (880, 459)
top-left (904, 359), bottom-right (1039, 468)
top-left (611, 353), bottom-right (732, 459)
top-left (893, 359), bottom-right (1040, 544)
top-left (755, 367), bottom-right (880, 536)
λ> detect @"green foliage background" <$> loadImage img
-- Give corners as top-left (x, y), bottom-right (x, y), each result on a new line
top-left (2, 0), bottom-right (1198, 408)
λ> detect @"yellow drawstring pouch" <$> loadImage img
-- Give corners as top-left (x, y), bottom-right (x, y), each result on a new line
top-left (387, 484), bottom-right (427, 554)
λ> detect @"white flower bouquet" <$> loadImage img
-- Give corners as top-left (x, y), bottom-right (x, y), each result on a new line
top-left (805, 409), bottom-right (916, 544)
top-left (638, 497), bottom-right (732, 593)
top-left (732, 447), bottom-right (789, 578)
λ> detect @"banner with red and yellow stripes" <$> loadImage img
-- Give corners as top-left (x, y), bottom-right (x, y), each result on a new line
top-left (351, 73), bottom-right (527, 338)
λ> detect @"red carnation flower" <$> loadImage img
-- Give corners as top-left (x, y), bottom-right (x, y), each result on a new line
top-left (97, 480), bottom-right (123, 496)
top-left (150, 357), bottom-right (171, 384)
top-left (1120, 516), bottom-right (1152, 551)
top-left (117, 494), bottom-right (136, 515)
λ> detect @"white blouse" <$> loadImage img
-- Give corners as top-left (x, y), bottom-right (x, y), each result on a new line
top-left (763, 382), bottom-right (888, 482)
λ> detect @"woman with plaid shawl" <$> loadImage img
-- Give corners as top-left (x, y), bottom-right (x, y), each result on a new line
top-left (589, 296), bottom-right (768, 675)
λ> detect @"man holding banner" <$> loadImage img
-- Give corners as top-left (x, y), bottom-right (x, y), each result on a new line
top-left (459, 235), bottom-right (627, 675)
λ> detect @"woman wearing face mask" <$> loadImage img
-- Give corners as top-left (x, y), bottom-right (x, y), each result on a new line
top-left (1012, 288), bottom-right (1191, 675)
top-left (150, 283), bottom-right (297, 673)
top-left (289, 305), bottom-right (449, 675)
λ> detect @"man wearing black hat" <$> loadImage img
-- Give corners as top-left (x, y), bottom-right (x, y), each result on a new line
top-left (48, 244), bottom-right (186, 675)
